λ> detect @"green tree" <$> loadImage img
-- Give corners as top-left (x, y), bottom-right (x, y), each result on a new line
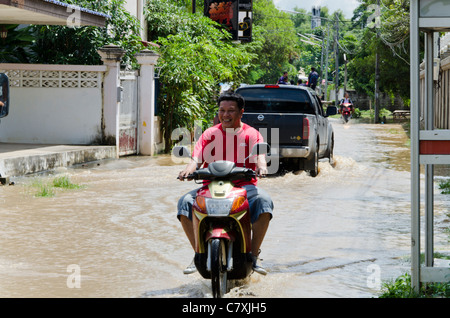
top-left (289, 5), bottom-right (353, 84)
top-left (0, 25), bottom-right (35, 63)
top-left (347, 0), bottom-right (411, 103)
top-left (145, 0), bottom-right (256, 152)
top-left (31, 0), bottom-right (144, 66)
top-left (245, 0), bottom-right (298, 84)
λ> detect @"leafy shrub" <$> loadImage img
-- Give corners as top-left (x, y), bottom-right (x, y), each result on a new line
top-left (31, 0), bottom-right (144, 67)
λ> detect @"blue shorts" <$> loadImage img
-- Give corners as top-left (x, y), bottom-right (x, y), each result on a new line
top-left (177, 184), bottom-right (273, 224)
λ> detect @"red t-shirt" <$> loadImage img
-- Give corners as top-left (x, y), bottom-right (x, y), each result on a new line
top-left (192, 123), bottom-right (263, 186)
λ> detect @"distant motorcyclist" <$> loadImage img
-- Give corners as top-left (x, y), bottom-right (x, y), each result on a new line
top-left (339, 92), bottom-right (354, 113)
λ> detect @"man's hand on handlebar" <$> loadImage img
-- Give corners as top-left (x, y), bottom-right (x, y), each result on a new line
top-left (178, 170), bottom-right (194, 181)
top-left (256, 167), bottom-right (268, 178)
top-left (178, 161), bottom-right (198, 181)
top-left (256, 155), bottom-right (268, 178)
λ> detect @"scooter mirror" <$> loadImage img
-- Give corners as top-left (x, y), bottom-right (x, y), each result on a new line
top-left (0, 73), bottom-right (9, 119)
top-left (251, 142), bottom-right (270, 156)
top-left (172, 146), bottom-right (191, 158)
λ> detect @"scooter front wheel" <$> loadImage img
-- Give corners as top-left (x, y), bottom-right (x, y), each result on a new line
top-left (210, 238), bottom-right (228, 298)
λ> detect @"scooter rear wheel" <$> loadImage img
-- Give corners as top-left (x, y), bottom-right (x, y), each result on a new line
top-left (210, 238), bottom-right (228, 298)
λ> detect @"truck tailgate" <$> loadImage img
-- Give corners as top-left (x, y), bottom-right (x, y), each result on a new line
top-left (242, 113), bottom-right (306, 146)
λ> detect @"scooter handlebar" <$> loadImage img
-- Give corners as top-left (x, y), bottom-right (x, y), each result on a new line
top-left (177, 168), bottom-right (256, 181)
top-left (177, 173), bottom-right (196, 180)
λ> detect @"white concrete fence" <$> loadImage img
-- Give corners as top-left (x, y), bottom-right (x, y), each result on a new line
top-left (0, 46), bottom-right (160, 157)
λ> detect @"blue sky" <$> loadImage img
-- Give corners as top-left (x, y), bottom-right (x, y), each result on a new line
top-left (273, 0), bottom-right (360, 19)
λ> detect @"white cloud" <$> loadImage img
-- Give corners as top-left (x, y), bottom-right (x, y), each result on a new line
top-left (273, 0), bottom-right (360, 19)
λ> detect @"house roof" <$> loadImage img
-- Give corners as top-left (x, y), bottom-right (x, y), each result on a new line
top-left (0, 0), bottom-right (109, 27)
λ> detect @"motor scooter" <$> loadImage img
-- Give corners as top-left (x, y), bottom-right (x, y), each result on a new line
top-left (340, 102), bottom-right (353, 123)
top-left (173, 143), bottom-right (270, 298)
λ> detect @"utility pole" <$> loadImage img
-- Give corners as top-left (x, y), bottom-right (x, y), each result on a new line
top-left (334, 12), bottom-right (339, 107)
top-left (320, 32), bottom-right (325, 99)
top-left (324, 23), bottom-right (330, 101)
top-left (344, 53), bottom-right (347, 93)
top-left (374, 0), bottom-right (381, 123)
top-left (192, 0), bottom-right (196, 14)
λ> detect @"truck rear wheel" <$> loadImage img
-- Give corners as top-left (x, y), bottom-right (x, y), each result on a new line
top-left (328, 135), bottom-right (335, 167)
top-left (308, 142), bottom-right (319, 177)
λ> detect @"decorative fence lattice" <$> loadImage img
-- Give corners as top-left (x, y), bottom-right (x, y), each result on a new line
top-left (0, 69), bottom-right (102, 89)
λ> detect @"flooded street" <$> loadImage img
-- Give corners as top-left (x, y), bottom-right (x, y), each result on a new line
top-left (0, 118), bottom-right (449, 298)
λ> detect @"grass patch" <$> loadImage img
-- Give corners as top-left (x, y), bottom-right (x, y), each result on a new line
top-left (32, 175), bottom-right (83, 197)
top-left (438, 179), bottom-right (450, 194)
top-left (52, 175), bottom-right (83, 189)
top-left (33, 181), bottom-right (55, 197)
top-left (355, 108), bottom-right (393, 123)
top-left (379, 273), bottom-right (450, 298)
top-left (380, 254), bottom-right (450, 298)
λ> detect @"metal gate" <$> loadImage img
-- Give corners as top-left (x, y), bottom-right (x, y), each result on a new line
top-left (119, 71), bottom-right (139, 156)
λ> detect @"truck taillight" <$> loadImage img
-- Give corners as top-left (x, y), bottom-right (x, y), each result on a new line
top-left (303, 118), bottom-right (310, 140)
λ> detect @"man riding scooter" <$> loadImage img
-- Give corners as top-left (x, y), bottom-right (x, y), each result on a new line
top-left (177, 90), bottom-right (274, 276)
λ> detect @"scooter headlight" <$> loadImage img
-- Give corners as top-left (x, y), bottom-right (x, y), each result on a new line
top-left (205, 198), bottom-right (233, 216)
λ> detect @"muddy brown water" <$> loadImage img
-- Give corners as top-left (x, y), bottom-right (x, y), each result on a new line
top-left (0, 119), bottom-right (448, 298)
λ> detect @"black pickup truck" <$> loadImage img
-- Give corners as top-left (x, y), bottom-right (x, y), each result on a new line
top-left (236, 84), bottom-right (334, 177)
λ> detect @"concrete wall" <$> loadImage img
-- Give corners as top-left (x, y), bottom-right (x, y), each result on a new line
top-left (0, 48), bottom-right (160, 155)
top-left (0, 64), bottom-right (105, 145)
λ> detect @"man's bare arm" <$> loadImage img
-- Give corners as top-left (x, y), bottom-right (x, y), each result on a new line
top-left (255, 154), bottom-right (268, 177)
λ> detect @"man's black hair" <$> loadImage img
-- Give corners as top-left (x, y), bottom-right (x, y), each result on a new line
top-left (217, 90), bottom-right (245, 110)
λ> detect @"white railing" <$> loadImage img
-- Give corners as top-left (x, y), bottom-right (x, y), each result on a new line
top-left (0, 64), bottom-right (105, 89)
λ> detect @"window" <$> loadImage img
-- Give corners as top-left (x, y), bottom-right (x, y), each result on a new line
top-left (237, 87), bottom-right (315, 114)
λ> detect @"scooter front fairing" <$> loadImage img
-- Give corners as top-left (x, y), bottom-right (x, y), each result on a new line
top-left (192, 181), bottom-right (253, 280)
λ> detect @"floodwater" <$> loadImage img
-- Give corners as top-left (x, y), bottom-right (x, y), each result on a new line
top-left (0, 118), bottom-right (448, 298)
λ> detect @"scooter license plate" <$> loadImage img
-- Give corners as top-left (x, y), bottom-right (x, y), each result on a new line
top-left (206, 198), bottom-right (233, 216)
